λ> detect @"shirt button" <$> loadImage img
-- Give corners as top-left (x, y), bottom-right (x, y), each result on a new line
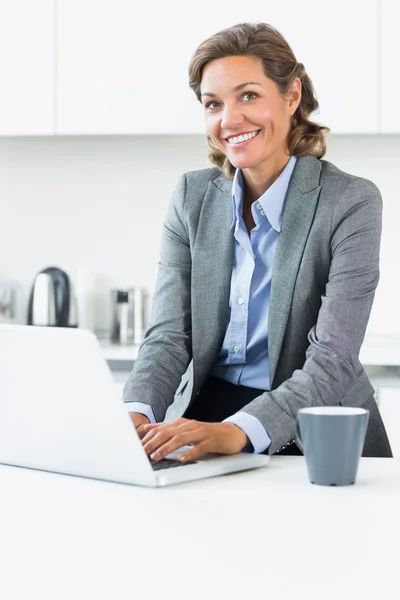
top-left (237, 297), bottom-right (244, 305)
top-left (256, 203), bottom-right (262, 210)
top-left (233, 345), bottom-right (240, 353)
top-left (260, 209), bottom-right (265, 216)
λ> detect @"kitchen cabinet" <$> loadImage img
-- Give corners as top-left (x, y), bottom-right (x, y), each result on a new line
top-left (0, 0), bottom-right (54, 135)
top-left (380, 0), bottom-right (400, 132)
top-left (56, 0), bottom-right (379, 134)
top-left (56, 0), bottom-right (204, 134)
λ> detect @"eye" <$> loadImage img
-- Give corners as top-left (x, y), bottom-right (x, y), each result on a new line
top-left (242, 92), bottom-right (258, 102)
top-left (204, 101), bottom-right (221, 110)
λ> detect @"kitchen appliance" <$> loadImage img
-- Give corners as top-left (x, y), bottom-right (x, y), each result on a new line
top-left (27, 267), bottom-right (78, 327)
top-left (110, 287), bottom-right (149, 345)
top-left (0, 282), bottom-right (20, 324)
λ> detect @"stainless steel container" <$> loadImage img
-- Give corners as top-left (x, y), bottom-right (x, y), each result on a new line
top-left (27, 267), bottom-right (78, 327)
top-left (0, 283), bottom-right (19, 324)
top-left (110, 287), bottom-right (149, 346)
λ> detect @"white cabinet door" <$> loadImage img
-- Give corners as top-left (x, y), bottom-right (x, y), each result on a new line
top-left (57, 0), bottom-right (378, 134)
top-left (380, 0), bottom-right (400, 132)
top-left (267, 0), bottom-right (378, 134)
top-left (0, 0), bottom-right (54, 135)
top-left (56, 0), bottom-right (205, 134)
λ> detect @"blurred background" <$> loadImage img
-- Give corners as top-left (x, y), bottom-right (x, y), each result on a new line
top-left (1, 1), bottom-right (400, 437)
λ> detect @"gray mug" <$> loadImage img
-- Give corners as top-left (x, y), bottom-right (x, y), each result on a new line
top-left (296, 406), bottom-right (370, 486)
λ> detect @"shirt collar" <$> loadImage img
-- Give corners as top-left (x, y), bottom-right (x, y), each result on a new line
top-left (231, 155), bottom-right (297, 233)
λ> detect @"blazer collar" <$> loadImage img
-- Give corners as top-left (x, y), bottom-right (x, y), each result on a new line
top-left (288, 155), bottom-right (322, 193)
top-left (212, 171), bottom-right (233, 193)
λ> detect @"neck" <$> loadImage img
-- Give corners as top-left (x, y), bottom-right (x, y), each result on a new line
top-left (241, 153), bottom-right (291, 206)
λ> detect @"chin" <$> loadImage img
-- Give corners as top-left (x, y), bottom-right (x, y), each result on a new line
top-left (228, 157), bottom-right (260, 170)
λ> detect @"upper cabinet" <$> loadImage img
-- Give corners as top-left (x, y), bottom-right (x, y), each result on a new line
top-left (380, 0), bottom-right (400, 133)
top-left (56, 0), bottom-right (379, 135)
top-left (56, 0), bottom-right (204, 134)
top-left (0, 0), bottom-right (54, 135)
top-left (2, 0), bottom-right (393, 136)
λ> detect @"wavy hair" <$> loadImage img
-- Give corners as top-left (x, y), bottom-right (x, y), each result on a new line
top-left (188, 22), bottom-right (330, 178)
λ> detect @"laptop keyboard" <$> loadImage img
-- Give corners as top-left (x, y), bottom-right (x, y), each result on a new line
top-left (150, 457), bottom-right (197, 471)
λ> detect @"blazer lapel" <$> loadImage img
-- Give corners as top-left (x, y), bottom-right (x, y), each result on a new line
top-left (191, 174), bottom-right (233, 387)
top-left (268, 156), bottom-right (322, 386)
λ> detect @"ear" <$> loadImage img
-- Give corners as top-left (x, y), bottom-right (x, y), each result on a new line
top-left (287, 77), bottom-right (302, 115)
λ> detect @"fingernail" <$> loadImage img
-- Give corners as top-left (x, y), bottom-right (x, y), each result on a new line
top-left (179, 455), bottom-right (186, 462)
top-left (151, 452), bottom-right (159, 460)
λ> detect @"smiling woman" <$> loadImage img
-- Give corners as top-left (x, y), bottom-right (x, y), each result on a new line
top-left (198, 54), bottom-right (302, 206)
top-left (189, 23), bottom-right (329, 182)
top-left (122, 22), bottom-right (392, 462)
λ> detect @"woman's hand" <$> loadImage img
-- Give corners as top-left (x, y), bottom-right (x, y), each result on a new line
top-left (129, 412), bottom-right (150, 440)
top-left (141, 418), bottom-right (249, 462)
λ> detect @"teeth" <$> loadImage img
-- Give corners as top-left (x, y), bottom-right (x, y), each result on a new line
top-left (228, 131), bottom-right (258, 144)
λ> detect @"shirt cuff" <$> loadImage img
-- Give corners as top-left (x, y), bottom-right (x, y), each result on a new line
top-left (223, 412), bottom-right (271, 454)
top-left (124, 402), bottom-right (156, 424)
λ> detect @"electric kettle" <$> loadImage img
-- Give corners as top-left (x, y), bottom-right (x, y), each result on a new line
top-left (27, 267), bottom-right (78, 327)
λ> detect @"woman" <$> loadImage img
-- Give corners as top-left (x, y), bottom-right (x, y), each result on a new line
top-left (123, 22), bottom-right (392, 461)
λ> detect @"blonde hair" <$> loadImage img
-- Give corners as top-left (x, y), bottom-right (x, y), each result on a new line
top-left (188, 22), bottom-right (330, 178)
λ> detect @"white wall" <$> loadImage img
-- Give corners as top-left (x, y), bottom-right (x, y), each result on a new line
top-left (1, 134), bottom-right (399, 334)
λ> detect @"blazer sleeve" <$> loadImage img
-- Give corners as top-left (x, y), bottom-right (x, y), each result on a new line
top-left (122, 174), bottom-right (192, 422)
top-left (238, 179), bottom-right (383, 454)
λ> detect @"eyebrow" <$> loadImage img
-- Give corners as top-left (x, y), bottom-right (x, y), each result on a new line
top-left (201, 81), bottom-right (262, 98)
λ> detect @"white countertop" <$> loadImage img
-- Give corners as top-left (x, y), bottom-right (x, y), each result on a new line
top-left (99, 338), bottom-right (139, 361)
top-left (99, 333), bottom-right (400, 366)
top-left (1, 455), bottom-right (399, 600)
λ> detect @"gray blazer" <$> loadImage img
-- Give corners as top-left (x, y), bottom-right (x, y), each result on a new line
top-left (123, 155), bottom-right (392, 457)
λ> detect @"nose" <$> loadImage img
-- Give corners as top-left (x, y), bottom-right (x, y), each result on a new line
top-left (221, 102), bottom-right (245, 130)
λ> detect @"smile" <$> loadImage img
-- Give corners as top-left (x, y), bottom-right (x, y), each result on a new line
top-left (226, 130), bottom-right (260, 146)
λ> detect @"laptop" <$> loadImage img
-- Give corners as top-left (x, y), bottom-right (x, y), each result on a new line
top-left (0, 324), bottom-right (269, 487)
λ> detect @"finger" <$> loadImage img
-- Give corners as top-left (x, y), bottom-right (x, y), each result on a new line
top-left (149, 427), bottom-right (206, 461)
top-left (142, 425), bottom-right (188, 456)
top-left (141, 424), bottom-right (173, 447)
top-left (144, 422), bottom-right (203, 459)
top-left (142, 418), bottom-right (191, 433)
top-left (142, 421), bottom-right (200, 456)
top-left (140, 425), bottom-right (163, 442)
top-left (139, 422), bottom-right (181, 441)
top-left (178, 440), bottom-right (211, 463)
top-left (141, 420), bottom-right (198, 448)
top-left (135, 425), bottom-right (148, 440)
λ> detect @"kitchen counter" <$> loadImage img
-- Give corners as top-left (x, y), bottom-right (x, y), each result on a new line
top-left (99, 333), bottom-right (400, 367)
top-left (1, 455), bottom-right (399, 600)
top-left (98, 338), bottom-right (139, 361)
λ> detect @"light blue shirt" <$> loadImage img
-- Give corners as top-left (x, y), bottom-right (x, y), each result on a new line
top-left (213, 156), bottom-right (297, 452)
top-left (126, 156), bottom-right (298, 454)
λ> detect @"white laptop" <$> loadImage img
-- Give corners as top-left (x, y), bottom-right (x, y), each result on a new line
top-left (0, 324), bottom-right (269, 487)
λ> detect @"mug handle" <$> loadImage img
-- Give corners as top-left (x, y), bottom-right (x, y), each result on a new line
top-left (295, 416), bottom-right (304, 453)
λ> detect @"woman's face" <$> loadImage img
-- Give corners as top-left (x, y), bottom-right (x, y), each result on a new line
top-left (200, 55), bottom-right (301, 176)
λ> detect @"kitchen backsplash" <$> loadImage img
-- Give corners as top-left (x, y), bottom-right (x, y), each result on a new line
top-left (1, 134), bottom-right (400, 335)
